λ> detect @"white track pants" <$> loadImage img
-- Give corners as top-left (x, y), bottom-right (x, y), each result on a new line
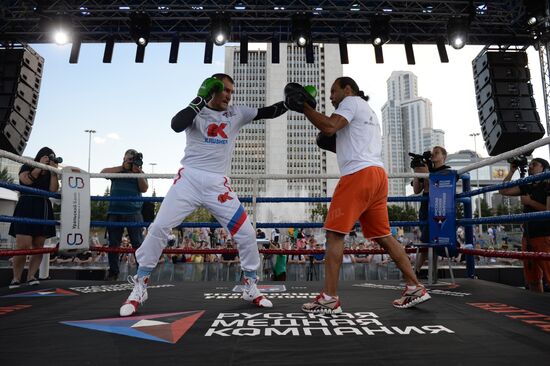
top-left (136, 166), bottom-right (259, 272)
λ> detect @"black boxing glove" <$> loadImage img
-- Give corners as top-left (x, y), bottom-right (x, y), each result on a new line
top-left (316, 132), bottom-right (336, 153)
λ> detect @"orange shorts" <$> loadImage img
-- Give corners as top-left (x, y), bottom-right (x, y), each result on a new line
top-left (324, 166), bottom-right (390, 239)
top-left (521, 236), bottom-right (550, 284)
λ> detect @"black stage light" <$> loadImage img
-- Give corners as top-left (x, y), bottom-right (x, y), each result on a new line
top-left (339, 37), bottom-right (349, 64)
top-left (135, 44), bottom-right (145, 63)
top-left (271, 36), bottom-right (280, 64)
top-left (404, 40), bottom-right (415, 65)
top-left (240, 34), bottom-right (248, 63)
top-left (69, 37), bottom-right (81, 64)
top-left (204, 39), bottom-right (213, 63)
top-left (374, 44), bottom-right (384, 64)
top-left (169, 34), bottom-right (179, 63)
top-left (305, 42), bottom-right (314, 63)
top-left (103, 36), bottom-right (114, 63)
top-left (436, 39), bottom-right (449, 63)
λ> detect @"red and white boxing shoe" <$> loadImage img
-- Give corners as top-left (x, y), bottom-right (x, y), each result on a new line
top-left (242, 276), bottom-right (273, 308)
top-left (119, 275), bottom-right (149, 317)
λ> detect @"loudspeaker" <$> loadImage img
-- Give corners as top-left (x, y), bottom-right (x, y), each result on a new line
top-left (473, 50), bottom-right (544, 156)
top-left (0, 46), bottom-right (43, 155)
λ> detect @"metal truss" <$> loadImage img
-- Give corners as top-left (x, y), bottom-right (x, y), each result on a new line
top-left (0, 1), bottom-right (536, 46)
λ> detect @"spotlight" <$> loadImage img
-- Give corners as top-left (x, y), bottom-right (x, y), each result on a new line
top-left (211, 13), bottom-right (231, 46)
top-left (54, 29), bottom-right (69, 45)
top-left (52, 14), bottom-right (71, 45)
top-left (129, 11), bottom-right (151, 47)
top-left (305, 42), bottom-right (314, 63)
top-left (370, 14), bottom-right (390, 46)
top-left (447, 16), bottom-right (470, 49)
top-left (135, 44), bottom-right (145, 63)
top-left (292, 13), bottom-right (311, 47)
top-left (523, 0), bottom-right (549, 27)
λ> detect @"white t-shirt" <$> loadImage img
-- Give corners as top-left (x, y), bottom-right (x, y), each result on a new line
top-left (332, 96), bottom-right (384, 176)
top-left (181, 105), bottom-right (258, 174)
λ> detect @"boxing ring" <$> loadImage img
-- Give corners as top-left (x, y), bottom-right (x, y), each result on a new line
top-left (0, 138), bottom-right (549, 365)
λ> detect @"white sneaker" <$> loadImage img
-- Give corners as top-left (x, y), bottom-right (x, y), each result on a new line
top-left (119, 275), bottom-right (149, 317)
top-left (242, 276), bottom-right (273, 308)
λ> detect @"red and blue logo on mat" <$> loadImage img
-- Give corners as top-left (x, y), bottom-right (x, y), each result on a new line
top-left (2, 288), bottom-right (78, 297)
top-left (61, 311), bottom-right (205, 344)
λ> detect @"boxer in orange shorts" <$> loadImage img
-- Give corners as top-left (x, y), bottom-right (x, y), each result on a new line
top-left (285, 77), bottom-right (431, 313)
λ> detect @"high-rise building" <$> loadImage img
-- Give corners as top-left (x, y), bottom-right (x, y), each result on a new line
top-left (225, 43), bottom-right (342, 222)
top-left (381, 71), bottom-right (444, 197)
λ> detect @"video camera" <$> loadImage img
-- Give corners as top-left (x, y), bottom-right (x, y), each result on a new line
top-left (408, 151), bottom-right (432, 170)
top-left (507, 154), bottom-right (529, 178)
top-left (48, 154), bottom-right (63, 164)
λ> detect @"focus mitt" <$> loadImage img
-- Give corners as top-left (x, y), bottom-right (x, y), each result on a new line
top-left (284, 83), bottom-right (317, 113)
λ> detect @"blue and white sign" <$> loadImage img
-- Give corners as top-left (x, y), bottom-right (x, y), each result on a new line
top-left (428, 170), bottom-right (457, 247)
top-left (60, 166), bottom-right (90, 252)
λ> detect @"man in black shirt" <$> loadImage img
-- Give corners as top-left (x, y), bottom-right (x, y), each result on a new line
top-left (412, 146), bottom-right (452, 281)
top-left (499, 158), bottom-right (550, 293)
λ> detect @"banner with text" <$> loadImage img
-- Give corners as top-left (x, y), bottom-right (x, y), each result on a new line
top-left (428, 170), bottom-right (457, 247)
top-left (60, 166), bottom-right (90, 252)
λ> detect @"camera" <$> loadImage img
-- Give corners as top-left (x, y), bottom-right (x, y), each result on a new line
top-left (131, 151), bottom-right (143, 167)
top-left (408, 151), bottom-right (432, 169)
top-left (48, 154), bottom-right (63, 164)
top-left (507, 154), bottom-right (529, 178)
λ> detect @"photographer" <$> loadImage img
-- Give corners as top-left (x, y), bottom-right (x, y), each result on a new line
top-left (499, 158), bottom-right (550, 293)
top-left (101, 149), bottom-right (149, 280)
top-left (8, 147), bottom-right (61, 288)
top-left (411, 146), bottom-right (451, 281)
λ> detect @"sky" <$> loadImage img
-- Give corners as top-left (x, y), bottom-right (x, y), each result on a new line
top-left (25, 42), bottom-right (548, 197)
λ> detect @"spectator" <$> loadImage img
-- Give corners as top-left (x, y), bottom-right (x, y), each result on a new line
top-left (412, 145), bottom-right (452, 282)
top-left (221, 240), bottom-right (240, 264)
top-left (256, 229), bottom-right (266, 239)
top-left (101, 149), bottom-right (149, 280)
top-left (9, 147), bottom-right (60, 289)
top-left (270, 241), bottom-right (288, 281)
top-left (499, 158), bottom-right (550, 293)
top-left (270, 228), bottom-right (280, 243)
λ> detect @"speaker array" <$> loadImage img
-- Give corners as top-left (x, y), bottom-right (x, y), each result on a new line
top-left (0, 46), bottom-right (43, 155)
top-left (473, 50), bottom-right (544, 156)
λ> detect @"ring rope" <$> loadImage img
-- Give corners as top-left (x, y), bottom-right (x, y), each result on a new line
top-left (2, 246), bottom-right (549, 261)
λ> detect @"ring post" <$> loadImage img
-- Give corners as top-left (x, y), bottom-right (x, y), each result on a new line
top-left (428, 170), bottom-right (457, 284)
top-left (59, 167), bottom-right (90, 254)
top-left (461, 174), bottom-right (476, 278)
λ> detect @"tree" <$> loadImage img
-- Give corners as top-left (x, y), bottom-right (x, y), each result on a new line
top-left (185, 207), bottom-right (215, 223)
top-left (310, 203), bottom-right (328, 222)
top-left (91, 187), bottom-right (110, 221)
top-left (387, 204), bottom-right (417, 223)
top-left (0, 167), bottom-right (14, 183)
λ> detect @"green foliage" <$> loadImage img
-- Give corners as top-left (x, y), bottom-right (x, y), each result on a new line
top-left (91, 187), bottom-right (110, 221)
top-left (387, 204), bottom-right (418, 222)
top-left (310, 203), bottom-right (328, 222)
top-left (0, 167), bottom-right (14, 183)
top-left (184, 207), bottom-right (216, 222)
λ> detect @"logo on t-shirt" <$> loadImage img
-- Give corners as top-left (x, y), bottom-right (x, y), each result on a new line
top-left (205, 123), bottom-right (229, 144)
